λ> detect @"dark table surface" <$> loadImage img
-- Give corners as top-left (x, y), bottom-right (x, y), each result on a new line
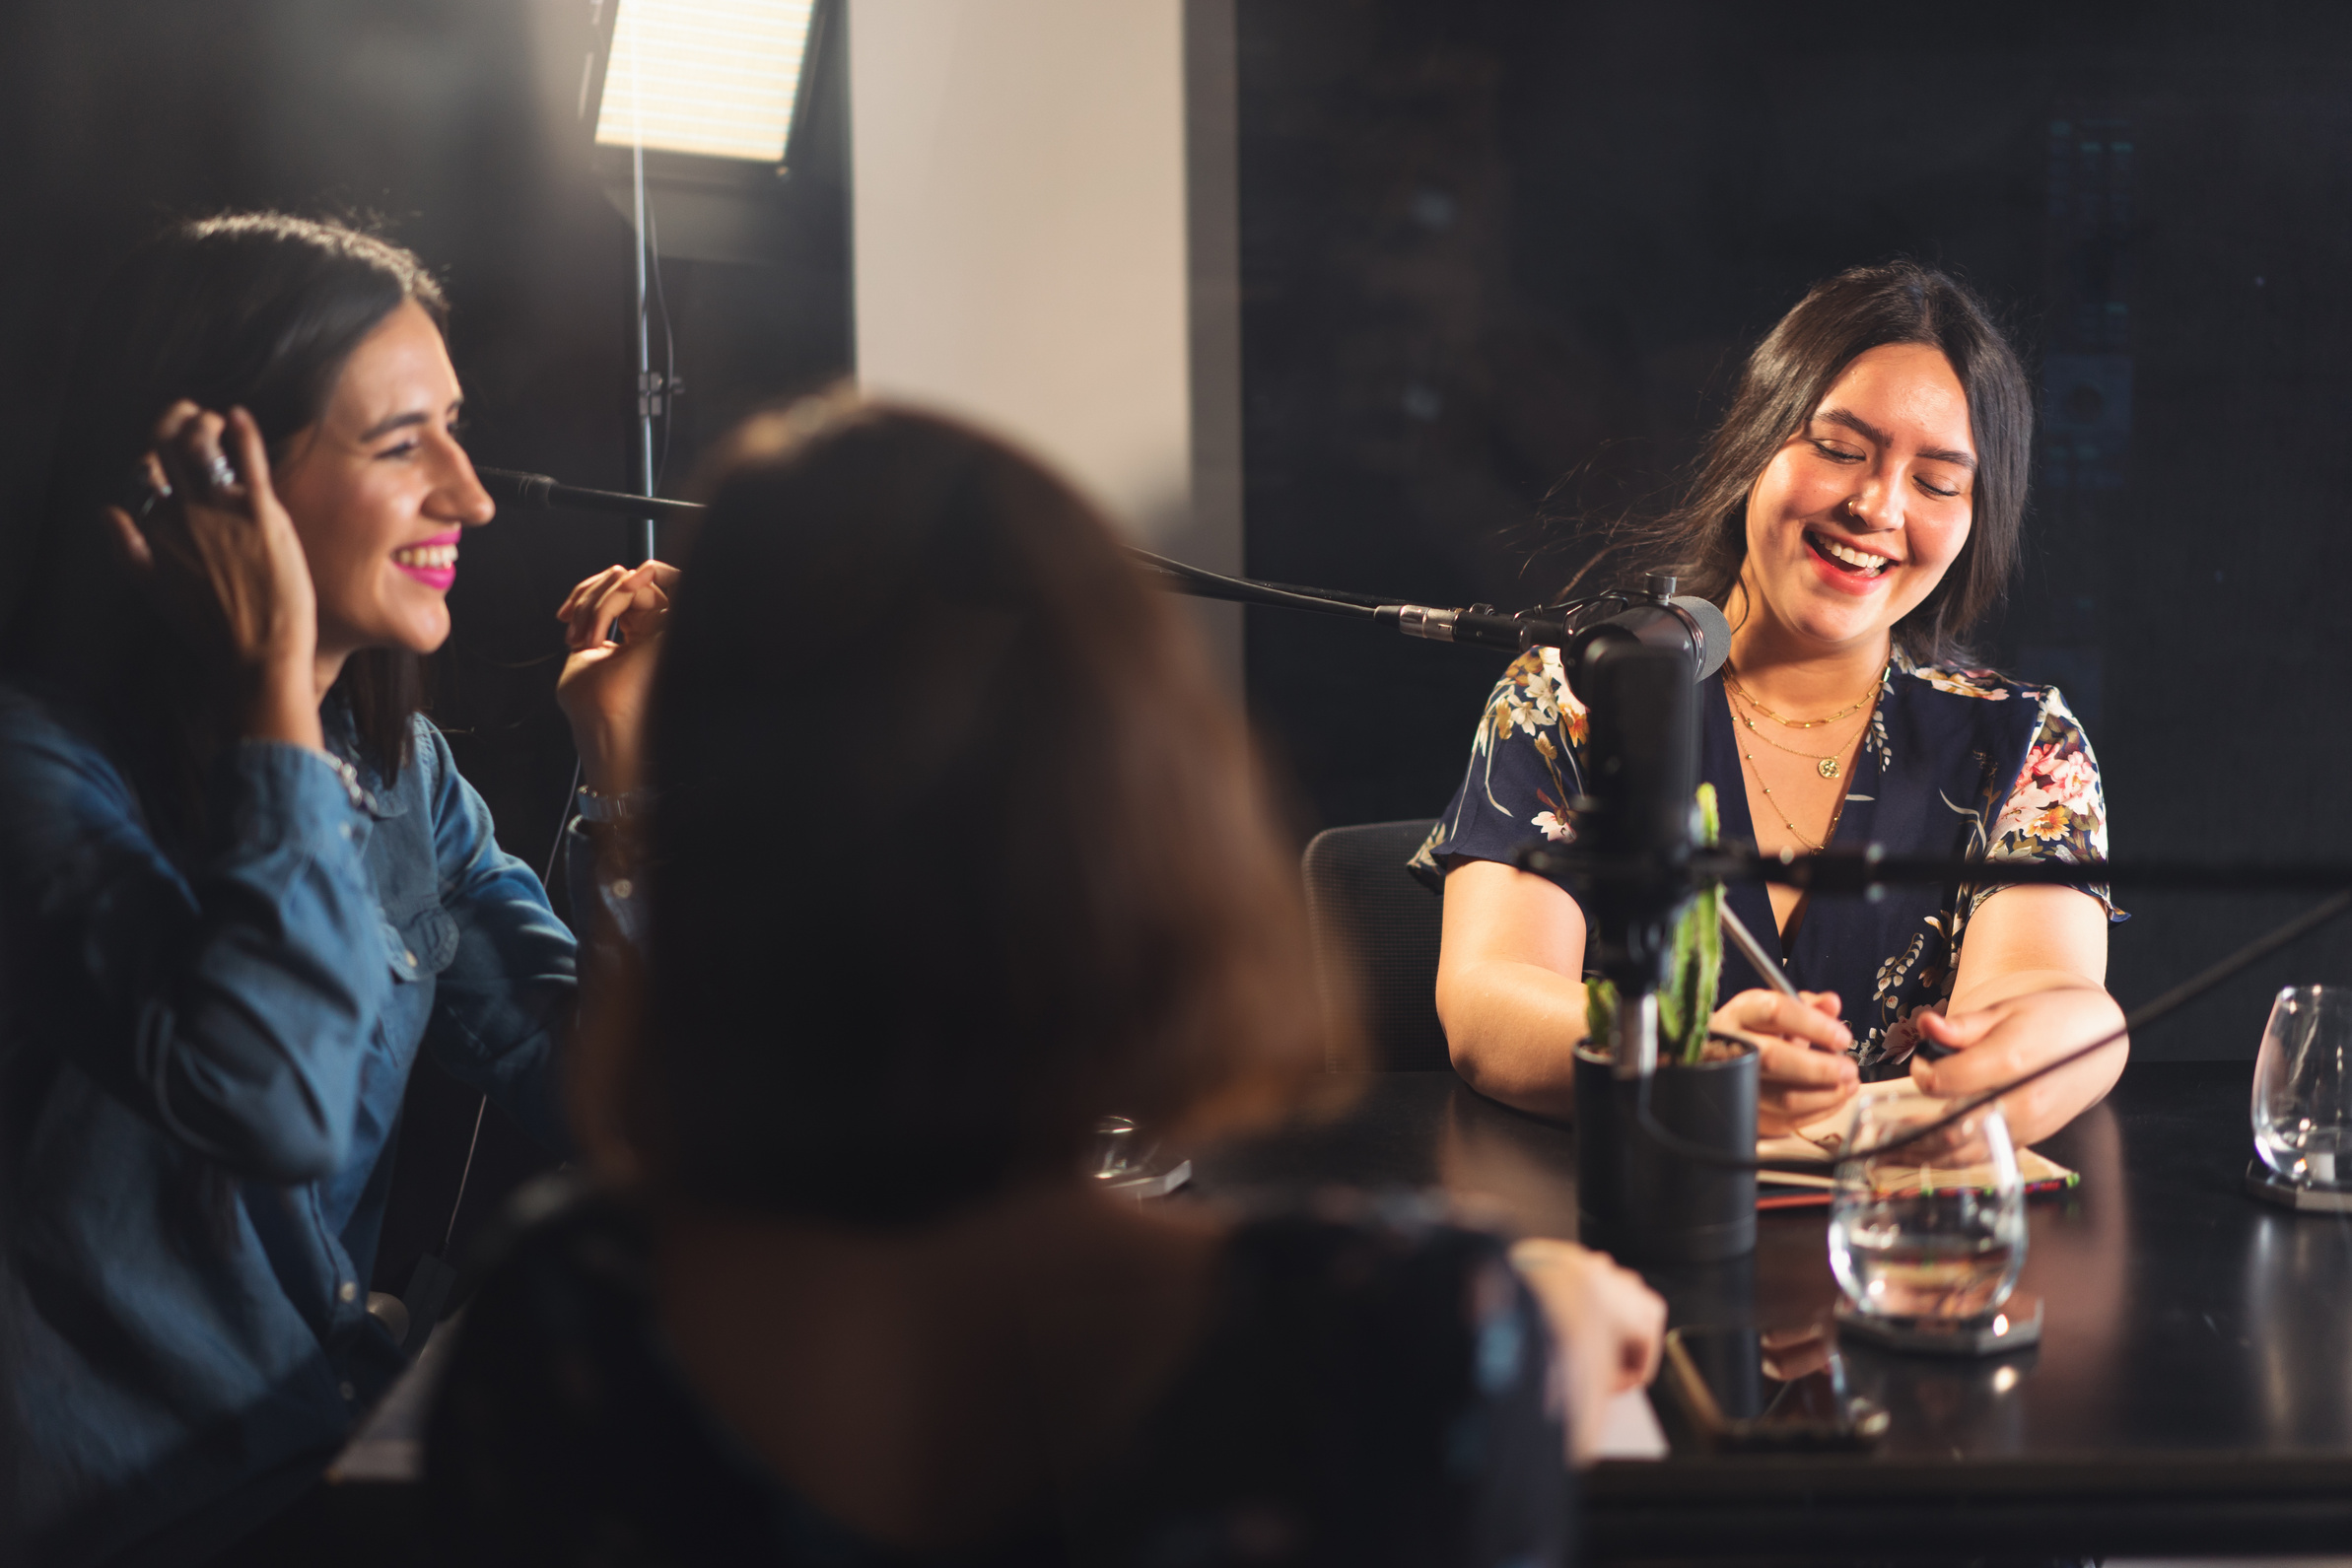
top-left (1189, 1060), bottom-right (2352, 1564)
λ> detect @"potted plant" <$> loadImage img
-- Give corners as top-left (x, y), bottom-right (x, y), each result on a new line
top-left (1573, 784), bottom-right (1760, 1263)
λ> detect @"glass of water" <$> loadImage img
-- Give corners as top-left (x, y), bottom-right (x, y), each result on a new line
top-left (1830, 1092), bottom-right (2027, 1322)
top-left (2252, 986), bottom-right (2352, 1187)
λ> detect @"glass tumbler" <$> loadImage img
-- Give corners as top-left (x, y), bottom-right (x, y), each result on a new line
top-left (2251, 985), bottom-right (2352, 1187)
top-left (1830, 1092), bottom-right (2027, 1323)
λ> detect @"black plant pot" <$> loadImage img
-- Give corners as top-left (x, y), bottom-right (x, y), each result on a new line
top-left (1574, 1040), bottom-right (1758, 1264)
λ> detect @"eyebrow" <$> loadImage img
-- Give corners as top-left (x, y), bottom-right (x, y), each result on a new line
top-left (1816, 406), bottom-right (1976, 472)
top-left (359, 399), bottom-right (463, 443)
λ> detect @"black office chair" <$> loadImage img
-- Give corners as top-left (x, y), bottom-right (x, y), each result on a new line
top-left (1301, 819), bottom-right (1453, 1071)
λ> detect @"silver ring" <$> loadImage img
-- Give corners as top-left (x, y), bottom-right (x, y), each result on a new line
top-left (202, 453), bottom-right (237, 492)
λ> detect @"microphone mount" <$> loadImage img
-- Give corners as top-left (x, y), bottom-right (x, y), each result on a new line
top-left (473, 463), bottom-right (2352, 1154)
top-left (1518, 843), bottom-right (2352, 897)
top-left (477, 467), bottom-right (1719, 667)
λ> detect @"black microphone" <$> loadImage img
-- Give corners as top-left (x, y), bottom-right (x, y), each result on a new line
top-left (1383, 573), bottom-right (1728, 683)
top-left (1563, 575), bottom-right (1729, 683)
top-left (476, 466), bottom-right (707, 521)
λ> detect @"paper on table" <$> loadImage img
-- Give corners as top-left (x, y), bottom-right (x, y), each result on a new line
top-left (1756, 1079), bottom-right (2077, 1192)
top-left (1593, 1385), bottom-right (1669, 1460)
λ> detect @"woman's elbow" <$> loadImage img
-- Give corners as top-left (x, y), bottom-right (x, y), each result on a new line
top-left (237, 1115), bottom-right (350, 1185)
top-left (1435, 966), bottom-right (1484, 1071)
top-left (159, 1071), bottom-right (354, 1185)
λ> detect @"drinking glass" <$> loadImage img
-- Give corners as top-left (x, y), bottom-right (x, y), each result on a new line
top-left (2251, 986), bottom-right (2352, 1187)
top-left (1829, 1091), bottom-right (2027, 1322)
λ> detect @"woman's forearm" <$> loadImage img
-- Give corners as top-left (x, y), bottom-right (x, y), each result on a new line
top-left (1925, 889), bottom-right (2124, 1144)
top-left (30, 741), bottom-right (388, 1181)
top-left (1992, 983), bottom-right (2126, 1143)
top-left (1925, 971), bottom-right (2126, 1144)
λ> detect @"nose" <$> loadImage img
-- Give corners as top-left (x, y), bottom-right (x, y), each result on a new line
top-left (430, 436), bottom-right (497, 528)
top-left (1845, 466), bottom-right (1902, 533)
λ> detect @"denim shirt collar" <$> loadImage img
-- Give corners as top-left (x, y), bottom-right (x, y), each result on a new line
top-left (320, 699), bottom-right (403, 820)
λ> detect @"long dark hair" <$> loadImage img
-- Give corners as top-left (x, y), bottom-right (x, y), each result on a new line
top-left (604, 397), bottom-right (1341, 1226)
top-left (2, 213), bottom-right (448, 846)
top-left (1593, 261), bottom-right (2033, 664)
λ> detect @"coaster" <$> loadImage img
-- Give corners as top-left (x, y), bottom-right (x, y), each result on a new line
top-left (2245, 1160), bottom-right (2352, 1212)
top-left (1833, 1293), bottom-right (2043, 1356)
top-left (1102, 1159), bottom-right (1192, 1199)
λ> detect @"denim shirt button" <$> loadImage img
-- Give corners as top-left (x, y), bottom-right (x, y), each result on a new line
top-left (337, 1281), bottom-right (356, 1304)
top-left (402, 949), bottom-right (417, 968)
top-left (339, 1382), bottom-right (357, 1401)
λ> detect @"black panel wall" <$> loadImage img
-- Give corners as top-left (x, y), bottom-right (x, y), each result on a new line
top-left (1236, 0), bottom-right (2352, 1061)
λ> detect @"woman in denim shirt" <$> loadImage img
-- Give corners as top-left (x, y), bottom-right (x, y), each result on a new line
top-left (0, 215), bottom-right (661, 1565)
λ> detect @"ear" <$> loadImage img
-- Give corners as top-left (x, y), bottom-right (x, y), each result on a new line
top-left (102, 507), bottom-right (155, 572)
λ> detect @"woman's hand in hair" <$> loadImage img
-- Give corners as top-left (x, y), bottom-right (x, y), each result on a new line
top-left (104, 402), bottom-right (323, 751)
top-left (1710, 989), bottom-right (1859, 1136)
top-left (1509, 1238), bottom-right (1666, 1466)
top-left (555, 561), bottom-right (678, 795)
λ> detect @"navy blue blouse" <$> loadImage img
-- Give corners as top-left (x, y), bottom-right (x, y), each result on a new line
top-left (1414, 646), bottom-right (2116, 1075)
top-left (427, 1183), bottom-right (1572, 1567)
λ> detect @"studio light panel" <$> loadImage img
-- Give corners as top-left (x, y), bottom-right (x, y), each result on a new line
top-left (593, 0), bottom-right (818, 164)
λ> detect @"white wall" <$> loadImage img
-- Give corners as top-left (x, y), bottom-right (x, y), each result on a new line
top-left (846, 0), bottom-right (1241, 680)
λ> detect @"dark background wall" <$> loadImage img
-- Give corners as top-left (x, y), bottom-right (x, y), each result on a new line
top-left (1236, 0), bottom-right (2352, 1064)
top-left (0, 0), bottom-right (2342, 1281)
top-left (0, 0), bottom-right (851, 1287)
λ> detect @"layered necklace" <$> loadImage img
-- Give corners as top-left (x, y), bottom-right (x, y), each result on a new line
top-left (1721, 667), bottom-right (1883, 781)
top-left (1723, 664), bottom-right (1884, 852)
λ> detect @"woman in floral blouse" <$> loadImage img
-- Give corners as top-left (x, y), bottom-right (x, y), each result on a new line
top-left (1418, 262), bottom-right (2125, 1144)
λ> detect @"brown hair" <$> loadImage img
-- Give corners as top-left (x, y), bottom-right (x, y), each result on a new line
top-left (598, 396), bottom-right (1340, 1224)
top-left (4, 213), bottom-right (447, 845)
top-left (1590, 261), bottom-right (2033, 664)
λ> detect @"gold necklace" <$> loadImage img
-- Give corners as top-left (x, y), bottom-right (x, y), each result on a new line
top-left (1733, 737), bottom-right (1846, 852)
top-left (1722, 666), bottom-right (1883, 729)
top-left (1727, 689), bottom-right (1866, 781)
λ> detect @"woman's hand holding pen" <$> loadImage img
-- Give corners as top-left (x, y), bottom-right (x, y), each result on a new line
top-left (555, 561), bottom-right (678, 795)
top-left (104, 402), bottom-right (323, 752)
top-left (1709, 988), bottom-right (1859, 1136)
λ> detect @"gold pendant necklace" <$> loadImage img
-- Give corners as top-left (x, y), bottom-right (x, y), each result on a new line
top-left (1728, 689), bottom-right (1864, 780)
top-left (1734, 737), bottom-right (1845, 852)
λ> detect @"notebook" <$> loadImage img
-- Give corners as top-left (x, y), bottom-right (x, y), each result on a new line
top-left (1754, 1079), bottom-right (2077, 1209)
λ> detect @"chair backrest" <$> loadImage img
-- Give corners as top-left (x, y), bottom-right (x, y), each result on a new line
top-left (1301, 819), bottom-right (1451, 1071)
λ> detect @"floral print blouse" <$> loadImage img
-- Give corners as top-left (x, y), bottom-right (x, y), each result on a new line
top-left (1413, 644), bottom-right (2118, 1076)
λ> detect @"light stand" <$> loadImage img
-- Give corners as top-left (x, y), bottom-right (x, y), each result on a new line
top-left (629, 136), bottom-right (657, 565)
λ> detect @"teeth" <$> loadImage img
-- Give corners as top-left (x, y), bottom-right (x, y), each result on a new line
top-left (392, 544), bottom-right (458, 569)
top-left (1816, 534), bottom-right (1888, 575)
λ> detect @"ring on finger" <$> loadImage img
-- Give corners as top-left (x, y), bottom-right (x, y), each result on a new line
top-left (201, 452), bottom-right (237, 492)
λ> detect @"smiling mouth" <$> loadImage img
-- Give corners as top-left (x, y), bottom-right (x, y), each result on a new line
top-left (391, 542), bottom-right (457, 571)
top-left (1806, 530), bottom-right (1894, 579)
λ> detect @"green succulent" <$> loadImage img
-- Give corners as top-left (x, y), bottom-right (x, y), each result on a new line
top-left (1584, 783), bottom-right (1723, 1067)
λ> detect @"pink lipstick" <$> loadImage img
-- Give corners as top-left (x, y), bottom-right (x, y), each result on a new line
top-left (391, 530), bottom-right (461, 592)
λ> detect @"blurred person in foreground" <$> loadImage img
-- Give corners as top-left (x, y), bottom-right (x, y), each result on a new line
top-left (426, 397), bottom-right (1665, 1566)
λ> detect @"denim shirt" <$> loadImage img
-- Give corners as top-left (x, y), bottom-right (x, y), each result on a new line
top-left (0, 685), bottom-right (581, 1566)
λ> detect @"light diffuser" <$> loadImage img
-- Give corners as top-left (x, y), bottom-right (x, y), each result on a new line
top-left (593, 0), bottom-right (818, 164)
